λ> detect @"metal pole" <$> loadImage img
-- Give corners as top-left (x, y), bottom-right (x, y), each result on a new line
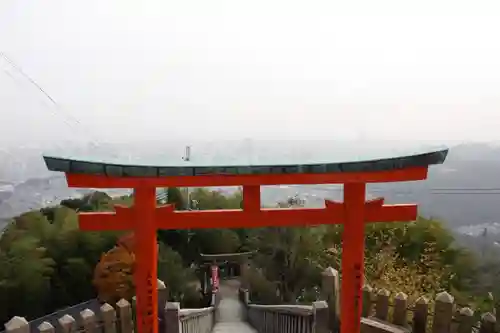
top-left (186, 187), bottom-right (191, 210)
top-left (182, 145), bottom-right (192, 210)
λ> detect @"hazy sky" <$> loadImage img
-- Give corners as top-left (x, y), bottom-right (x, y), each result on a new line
top-left (1, 0), bottom-right (499, 146)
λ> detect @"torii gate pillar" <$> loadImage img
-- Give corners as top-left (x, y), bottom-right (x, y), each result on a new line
top-left (342, 183), bottom-right (367, 333)
top-left (133, 187), bottom-right (158, 333)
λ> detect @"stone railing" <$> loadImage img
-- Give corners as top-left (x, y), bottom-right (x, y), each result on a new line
top-left (164, 303), bottom-right (215, 333)
top-left (3, 280), bottom-right (216, 333)
top-left (241, 266), bottom-right (500, 333)
top-left (246, 303), bottom-right (328, 333)
top-left (361, 285), bottom-right (498, 333)
top-left (238, 289), bottom-right (329, 333)
top-left (4, 299), bottom-right (135, 333)
top-left (317, 266), bottom-right (500, 333)
top-left (4, 300), bottom-right (216, 333)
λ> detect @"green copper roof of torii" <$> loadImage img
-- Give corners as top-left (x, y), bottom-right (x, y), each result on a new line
top-left (42, 141), bottom-right (449, 177)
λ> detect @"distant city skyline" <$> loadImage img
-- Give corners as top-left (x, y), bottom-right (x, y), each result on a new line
top-left (1, 0), bottom-right (500, 146)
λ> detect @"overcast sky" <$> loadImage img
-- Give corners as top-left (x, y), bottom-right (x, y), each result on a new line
top-left (1, 0), bottom-right (500, 147)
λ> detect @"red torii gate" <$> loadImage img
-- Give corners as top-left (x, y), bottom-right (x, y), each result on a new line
top-left (43, 146), bottom-right (448, 333)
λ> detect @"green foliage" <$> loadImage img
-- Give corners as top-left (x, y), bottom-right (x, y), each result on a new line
top-left (249, 225), bottom-right (327, 303)
top-left (190, 228), bottom-right (241, 254)
top-left (0, 186), bottom-right (489, 324)
top-left (157, 243), bottom-right (200, 306)
top-left (245, 197), bottom-right (332, 304)
top-left (157, 187), bottom-right (191, 263)
top-left (60, 191), bottom-right (112, 212)
top-left (166, 187), bottom-right (186, 209)
top-left (190, 188), bottom-right (242, 210)
top-left (158, 188), bottom-right (244, 264)
top-left (0, 189), bottom-right (194, 324)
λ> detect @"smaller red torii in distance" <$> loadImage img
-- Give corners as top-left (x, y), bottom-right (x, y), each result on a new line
top-left (43, 146), bottom-right (448, 333)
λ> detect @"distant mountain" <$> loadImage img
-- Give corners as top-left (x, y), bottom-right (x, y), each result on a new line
top-left (1, 140), bottom-right (500, 234)
top-left (0, 146), bottom-right (52, 184)
top-left (371, 143), bottom-right (500, 229)
top-left (0, 142), bottom-right (133, 230)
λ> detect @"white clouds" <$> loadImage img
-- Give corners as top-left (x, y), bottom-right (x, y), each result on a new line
top-left (0, 0), bottom-right (499, 144)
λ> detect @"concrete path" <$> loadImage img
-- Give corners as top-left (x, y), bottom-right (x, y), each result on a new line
top-left (211, 280), bottom-right (257, 333)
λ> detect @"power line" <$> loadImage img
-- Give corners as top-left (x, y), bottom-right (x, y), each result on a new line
top-left (429, 188), bottom-right (500, 191)
top-left (2, 67), bottom-right (83, 136)
top-left (431, 192), bottom-right (500, 195)
top-left (0, 51), bottom-right (101, 147)
top-left (0, 52), bottom-right (58, 105)
top-left (283, 185), bottom-right (500, 195)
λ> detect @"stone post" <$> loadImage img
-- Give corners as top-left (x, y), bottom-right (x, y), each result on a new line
top-left (38, 322), bottom-right (55, 333)
top-left (480, 313), bottom-right (496, 333)
top-left (392, 292), bottom-right (408, 327)
top-left (158, 279), bottom-right (168, 317)
top-left (201, 268), bottom-right (207, 294)
top-left (375, 289), bottom-right (390, 321)
top-left (239, 289), bottom-right (250, 305)
top-left (58, 314), bottom-right (77, 333)
top-left (4, 317), bottom-right (29, 333)
top-left (240, 260), bottom-right (249, 289)
top-left (313, 301), bottom-right (330, 333)
top-left (165, 302), bottom-right (181, 333)
top-left (321, 267), bottom-right (340, 333)
top-left (101, 303), bottom-right (117, 333)
top-left (413, 296), bottom-right (429, 333)
top-left (457, 307), bottom-right (474, 333)
top-left (432, 292), bottom-right (454, 333)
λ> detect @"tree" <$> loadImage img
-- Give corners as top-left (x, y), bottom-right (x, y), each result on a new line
top-left (166, 187), bottom-right (186, 210)
top-left (157, 243), bottom-right (200, 306)
top-left (189, 229), bottom-right (241, 254)
top-left (60, 192), bottom-right (112, 212)
top-left (190, 188), bottom-right (241, 210)
top-left (247, 196), bottom-right (331, 303)
top-left (93, 236), bottom-right (136, 304)
top-left (324, 217), bottom-right (475, 302)
top-left (0, 193), bottom-right (121, 323)
top-left (158, 188), bottom-right (244, 262)
top-left (0, 233), bottom-right (55, 321)
top-left (157, 187), bottom-right (192, 263)
top-left (0, 187), bottom-right (488, 323)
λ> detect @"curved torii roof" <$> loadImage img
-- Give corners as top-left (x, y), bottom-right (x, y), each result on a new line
top-left (42, 141), bottom-right (448, 178)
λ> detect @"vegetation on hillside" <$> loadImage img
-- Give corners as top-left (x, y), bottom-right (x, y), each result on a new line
top-left (93, 234), bottom-right (136, 304)
top-left (0, 187), bottom-right (497, 324)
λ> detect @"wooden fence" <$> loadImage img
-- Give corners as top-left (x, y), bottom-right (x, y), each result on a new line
top-left (3, 281), bottom-right (216, 333)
